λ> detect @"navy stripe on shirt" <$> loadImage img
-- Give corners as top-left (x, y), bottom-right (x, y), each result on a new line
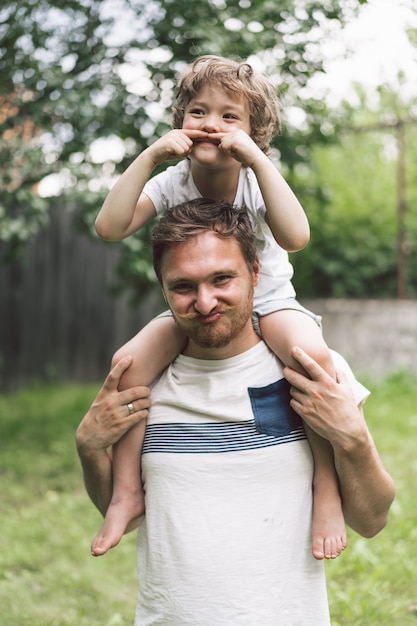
top-left (142, 420), bottom-right (306, 454)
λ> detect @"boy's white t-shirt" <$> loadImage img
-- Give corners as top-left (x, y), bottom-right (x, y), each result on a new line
top-left (143, 159), bottom-right (296, 311)
top-left (134, 342), bottom-right (369, 625)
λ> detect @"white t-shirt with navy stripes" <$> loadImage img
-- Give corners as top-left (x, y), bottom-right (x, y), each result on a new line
top-left (134, 342), bottom-right (368, 625)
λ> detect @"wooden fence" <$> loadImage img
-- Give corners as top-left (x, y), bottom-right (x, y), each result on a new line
top-left (0, 204), bottom-right (163, 391)
top-left (1, 204), bottom-right (416, 391)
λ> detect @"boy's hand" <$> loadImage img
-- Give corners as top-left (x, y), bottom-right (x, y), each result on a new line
top-left (209, 130), bottom-right (262, 167)
top-left (148, 129), bottom-right (209, 166)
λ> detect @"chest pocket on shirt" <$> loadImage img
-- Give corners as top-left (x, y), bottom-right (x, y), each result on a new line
top-left (248, 379), bottom-right (302, 437)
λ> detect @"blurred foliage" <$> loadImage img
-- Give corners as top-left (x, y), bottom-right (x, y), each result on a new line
top-left (292, 80), bottom-right (417, 297)
top-left (0, 0), bottom-right (367, 295)
top-left (2, 0), bottom-right (417, 299)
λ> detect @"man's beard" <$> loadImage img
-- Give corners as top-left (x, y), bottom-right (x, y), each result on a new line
top-left (172, 286), bottom-right (254, 349)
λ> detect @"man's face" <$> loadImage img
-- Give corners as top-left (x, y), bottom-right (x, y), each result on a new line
top-left (160, 231), bottom-right (259, 358)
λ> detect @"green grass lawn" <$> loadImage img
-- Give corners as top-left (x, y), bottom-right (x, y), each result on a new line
top-left (0, 372), bottom-right (416, 625)
top-left (326, 370), bottom-right (417, 625)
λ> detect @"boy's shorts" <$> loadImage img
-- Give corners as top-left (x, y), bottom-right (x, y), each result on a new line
top-left (251, 297), bottom-right (322, 335)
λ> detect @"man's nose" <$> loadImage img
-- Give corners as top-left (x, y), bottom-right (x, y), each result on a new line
top-left (194, 285), bottom-right (217, 315)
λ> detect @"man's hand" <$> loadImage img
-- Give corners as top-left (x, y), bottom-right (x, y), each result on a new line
top-left (76, 356), bottom-right (151, 456)
top-left (284, 347), bottom-right (395, 537)
top-left (75, 356), bottom-right (151, 515)
top-left (283, 346), bottom-right (364, 448)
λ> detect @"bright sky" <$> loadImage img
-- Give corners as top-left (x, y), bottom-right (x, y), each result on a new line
top-left (310, 0), bottom-right (417, 104)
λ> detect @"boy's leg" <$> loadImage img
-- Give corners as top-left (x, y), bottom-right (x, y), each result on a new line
top-left (260, 308), bottom-right (335, 377)
top-left (260, 310), bottom-right (346, 559)
top-left (304, 424), bottom-right (347, 559)
top-left (91, 315), bottom-right (186, 556)
top-left (91, 420), bottom-right (147, 556)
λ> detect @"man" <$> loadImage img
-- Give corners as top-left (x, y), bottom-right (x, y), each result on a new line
top-left (76, 199), bottom-right (394, 625)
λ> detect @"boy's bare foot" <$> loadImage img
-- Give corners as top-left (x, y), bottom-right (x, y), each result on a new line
top-left (91, 493), bottom-right (145, 556)
top-left (311, 490), bottom-right (347, 560)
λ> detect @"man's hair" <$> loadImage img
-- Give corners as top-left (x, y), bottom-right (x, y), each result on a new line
top-left (152, 198), bottom-right (258, 283)
top-left (172, 55), bottom-right (281, 155)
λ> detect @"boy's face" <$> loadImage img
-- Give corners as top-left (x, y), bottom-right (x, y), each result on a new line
top-left (182, 84), bottom-right (251, 167)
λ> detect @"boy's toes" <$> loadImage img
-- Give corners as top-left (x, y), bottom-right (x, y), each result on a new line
top-left (312, 534), bottom-right (326, 560)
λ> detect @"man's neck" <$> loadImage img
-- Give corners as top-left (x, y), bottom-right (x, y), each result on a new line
top-left (183, 330), bottom-right (261, 360)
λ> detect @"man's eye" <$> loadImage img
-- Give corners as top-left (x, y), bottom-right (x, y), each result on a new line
top-left (215, 275), bottom-right (231, 284)
top-left (172, 284), bottom-right (193, 293)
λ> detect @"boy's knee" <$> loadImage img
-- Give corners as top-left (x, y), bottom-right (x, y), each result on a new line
top-left (305, 343), bottom-right (335, 377)
top-left (112, 345), bottom-right (130, 368)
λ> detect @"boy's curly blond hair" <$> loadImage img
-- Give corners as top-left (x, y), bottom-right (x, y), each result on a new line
top-left (172, 55), bottom-right (281, 155)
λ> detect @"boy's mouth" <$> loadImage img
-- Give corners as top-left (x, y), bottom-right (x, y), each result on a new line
top-left (193, 137), bottom-right (220, 146)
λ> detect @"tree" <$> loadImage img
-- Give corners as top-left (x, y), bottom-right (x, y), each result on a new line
top-left (291, 80), bottom-right (417, 298)
top-left (0, 0), bottom-right (367, 292)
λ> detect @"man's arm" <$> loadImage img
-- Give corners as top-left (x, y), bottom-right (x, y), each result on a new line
top-left (284, 347), bottom-right (395, 537)
top-left (75, 356), bottom-right (151, 515)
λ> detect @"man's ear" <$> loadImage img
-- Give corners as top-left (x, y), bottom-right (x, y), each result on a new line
top-left (252, 257), bottom-right (260, 286)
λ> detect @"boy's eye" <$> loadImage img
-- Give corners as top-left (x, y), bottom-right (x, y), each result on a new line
top-left (189, 108), bottom-right (204, 116)
top-left (224, 113), bottom-right (238, 120)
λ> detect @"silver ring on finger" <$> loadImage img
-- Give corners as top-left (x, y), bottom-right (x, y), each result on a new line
top-left (127, 402), bottom-right (135, 416)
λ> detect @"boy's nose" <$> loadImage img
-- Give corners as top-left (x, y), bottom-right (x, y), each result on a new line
top-left (202, 115), bottom-right (220, 132)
